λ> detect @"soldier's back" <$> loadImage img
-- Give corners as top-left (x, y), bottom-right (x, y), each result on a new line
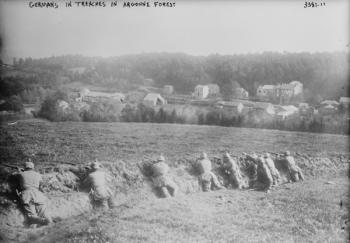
top-left (88, 170), bottom-right (107, 188)
top-left (20, 170), bottom-right (41, 190)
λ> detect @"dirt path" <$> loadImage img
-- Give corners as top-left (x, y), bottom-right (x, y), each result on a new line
top-left (14, 176), bottom-right (348, 243)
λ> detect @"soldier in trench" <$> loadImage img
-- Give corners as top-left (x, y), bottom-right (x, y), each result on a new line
top-left (197, 152), bottom-right (224, 192)
top-left (151, 155), bottom-right (178, 198)
top-left (15, 161), bottom-right (52, 226)
top-left (222, 152), bottom-right (245, 189)
top-left (281, 151), bottom-right (305, 182)
top-left (83, 160), bottom-right (116, 210)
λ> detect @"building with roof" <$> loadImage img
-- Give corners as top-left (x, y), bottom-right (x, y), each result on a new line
top-left (257, 81), bottom-right (303, 103)
top-left (207, 84), bottom-right (220, 97)
top-left (339, 97), bottom-right (350, 107)
top-left (216, 101), bottom-right (244, 114)
top-left (194, 85), bottom-right (210, 99)
top-left (143, 93), bottom-right (167, 106)
top-left (276, 105), bottom-right (299, 119)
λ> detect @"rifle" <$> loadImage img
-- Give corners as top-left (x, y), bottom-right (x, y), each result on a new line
top-left (1, 164), bottom-right (23, 171)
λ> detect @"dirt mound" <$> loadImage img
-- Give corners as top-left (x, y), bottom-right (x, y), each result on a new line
top-left (0, 154), bottom-right (347, 238)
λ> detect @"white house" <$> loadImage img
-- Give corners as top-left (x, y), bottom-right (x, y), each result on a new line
top-left (276, 105), bottom-right (299, 119)
top-left (143, 93), bottom-right (167, 106)
top-left (194, 85), bottom-right (210, 99)
top-left (257, 81), bottom-right (303, 102)
top-left (257, 85), bottom-right (275, 99)
top-left (320, 100), bottom-right (339, 107)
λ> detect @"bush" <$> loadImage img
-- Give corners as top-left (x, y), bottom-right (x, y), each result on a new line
top-left (38, 90), bottom-right (77, 121)
top-left (82, 100), bottom-right (123, 122)
top-left (0, 95), bottom-right (24, 112)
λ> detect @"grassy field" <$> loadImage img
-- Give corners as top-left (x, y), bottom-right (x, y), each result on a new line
top-left (1, 119), bottom-right (348, 166)
top-left (0, 119), bottom-right (349, 242)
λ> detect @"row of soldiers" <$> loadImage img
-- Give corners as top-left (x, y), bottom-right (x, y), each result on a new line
top-left (13, 151), bottom-right (304, 227)
top-left (151, 151), bottom-right (304, 197)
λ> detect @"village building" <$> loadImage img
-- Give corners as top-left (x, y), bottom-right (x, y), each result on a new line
top-left (318, 104), bottom-right (338, 115)
top-left (252, 102), bottom-right (275, 115)
top-left (298, 103), bottom-right (314, 116)
top-left (257, 85), bottom-right (275, 100)
top-left (275, 105), bottom-right (299, 119)
top-left (143, 93), bottom-right (167, 106)
top-left (320, 100), bottom-right (339, 107)
top-left (77, 88), bottom-right (125, 103)
top-left (257, 81), bottom-right (303, 103)
top-left (216, 101), bottom-right (244, 114)
top-left (207, 84), bottom-right (220, 97)
top-left (339, 97), bottom-right (350, 108)
top-left (317, 100), bottom-right (339, 115)
top-left (163, 85), bottom-right (174, 95)
top-left (193, 85), bottom-right (210, 99)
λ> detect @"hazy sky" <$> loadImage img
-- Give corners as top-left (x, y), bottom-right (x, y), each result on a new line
top-left (0, 0), bottom-right (349, 61)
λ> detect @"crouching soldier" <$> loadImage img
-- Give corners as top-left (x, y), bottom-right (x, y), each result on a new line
top-left (244, 153), bottom-right (273, 193)
top-left (222, 153), bottom-right (245, 189)
top-left (17, 161), bottom-right (52, 226)
top-left (264, 153), bottom-right (281, 186)
top-left (151, 155), bottom-right (178, 198)
top-left (83, 160), bottom-right (116, 210)
top-left (282, 151), bottom-right (305, 182)
top-left (197, 153), bottom-right (224, 192)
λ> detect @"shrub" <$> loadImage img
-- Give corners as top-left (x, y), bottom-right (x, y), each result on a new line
top-left (82, 100), bottom-right (123, 122)
top-left (0, 95), bottom-right (24, 112)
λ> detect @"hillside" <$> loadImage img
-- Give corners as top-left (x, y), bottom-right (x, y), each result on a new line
top-left (0, 120), bottom-right (349, 242)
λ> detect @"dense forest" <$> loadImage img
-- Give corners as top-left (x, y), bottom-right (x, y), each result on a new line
top-left (1, 52), bottom-right (349, 104)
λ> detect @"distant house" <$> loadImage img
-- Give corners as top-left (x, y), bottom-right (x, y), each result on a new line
top-left (216, 101), bottom-right (244, 114)
top-left (233, 87), bottom-right (249, 99)
top-left (298, 103), bottom-right (313, 116)
top-left (252, 102), bottom-right (275, 115)
top-left (276, 105), bottom-right (299, 119)
top-left (143, 93), bottom-right (167, 106)
top-left (207, 84), bottom-right (220, 97)
top-left (257, 81), bottom-right (303, 103)
top-left (194, 85), bottom-right (210, 99)
top-left (339, 97), bottom-right (350, 108)
top-left (257, 85), bottom-right (275, 99)
top-left (78, 88), bottom-right (125, 103)
top-left (318, 104), bottom-right (338, 115)
top-left (320, 100), bottom-right (339, 107)
top-left (163, 85), bottom-right (174, 95)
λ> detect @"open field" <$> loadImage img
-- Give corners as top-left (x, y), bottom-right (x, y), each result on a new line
top-left (1, 119), bottom-right (349, 166)
top-left (0, 119), bottom-right (349, 242)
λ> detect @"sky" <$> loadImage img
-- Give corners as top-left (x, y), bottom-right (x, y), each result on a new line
top-left (0, 0), bottom-right (349, 61)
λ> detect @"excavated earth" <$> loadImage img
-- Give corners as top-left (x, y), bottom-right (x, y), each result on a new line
top-left (0, 120), bottom-right (349, 242)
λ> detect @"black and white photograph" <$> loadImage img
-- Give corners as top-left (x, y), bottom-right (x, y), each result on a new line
top-left (0, 0), bottom-right (349, 242)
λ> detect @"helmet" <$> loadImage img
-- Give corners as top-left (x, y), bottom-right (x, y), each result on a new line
top-left (200, 152), bottom-right (208, 159)
top-left (284, 151), bottom-right (291, 156)
top-left (25, 161), bottom-right (34, 169)
top-left (264, 153), bottom-right (270, 158)
top-left (157, 155), bottom-right (165, 162)
top-left (90, 160), bottom-right (102, 170)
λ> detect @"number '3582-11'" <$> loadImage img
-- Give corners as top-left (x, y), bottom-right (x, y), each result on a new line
top-left (304, 1), bottom-right (326, 8)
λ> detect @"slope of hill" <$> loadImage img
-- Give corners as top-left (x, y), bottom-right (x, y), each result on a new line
top-left (0, 120), bottom-right (348, 242)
